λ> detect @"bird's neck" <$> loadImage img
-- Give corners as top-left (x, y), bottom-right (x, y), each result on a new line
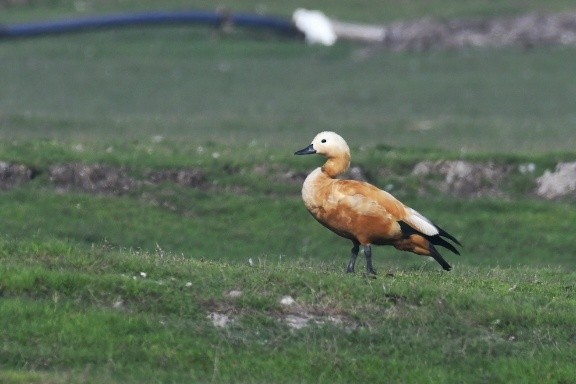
top-left (321, 154), bottom-right (350, 178)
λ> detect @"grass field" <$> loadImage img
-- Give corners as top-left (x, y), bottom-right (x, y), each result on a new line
top-left (1, 1), bottom-right (576, 383)
top-left (2, 32), bottom-right (576, 153)
top-left (3, 2), bottom-right (576, 152)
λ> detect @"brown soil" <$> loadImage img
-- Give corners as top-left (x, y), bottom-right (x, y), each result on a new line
top-left (48, 163), bottom-right (139, 195)
top-left (381, 12), bottom-right (576, 51)
top-left (412, 160), bottom-right (513, 198)
top-left (0, 162), bottom-right (37, 190)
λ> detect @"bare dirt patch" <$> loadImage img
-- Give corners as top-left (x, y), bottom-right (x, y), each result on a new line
top-left (278, 295), bottom-right (359, 331)
top-left (412, 160), bottom-right (513, 198)
top-left (380, 12), bottom-right (576, 51)
top-left (146, 168), bottom-right (207, 188)
top-left (535, 162), bottom-right (576, 200)
top-left (48, 163), bottom-right (139, 195)
top-left (0, 162), bottom-right (36, 190)
top-left (47, 163), bottom-right (211, 195)
top-left (252, 163), bottom-right (307, 185)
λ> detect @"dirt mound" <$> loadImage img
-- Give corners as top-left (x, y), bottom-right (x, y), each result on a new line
top-left (382, 12), bottom-right (576, 51)
top-left (48, 163), bottom-right (139, 195)
top-left (3, 159), bottom-right (574, 202)
top-left (146, 169), bottom-right (206, 188)
top-left (47, 163), bottom-right (211, 195)
top-left (252, 164), bottom-right (308, 185)
top-left (0, 162), bottom-right (36, 190)
top-left (535, 162), bottom-right (576, 200)
top-left (412, 160), bottom-right (512, 198)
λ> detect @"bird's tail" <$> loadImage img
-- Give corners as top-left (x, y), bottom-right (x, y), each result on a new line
top-left (426, 227), bottom-right (461, 271)
top-left (397, 221), bottom-right (461, 271)
top-left (405, 234), bottom-right (453, 271)
top-left (430, 233), bottom-right (460, 255)
top-left (428, 243), bottom-right (452, 271)
top-left (434, 223), bottom-right (462, 248)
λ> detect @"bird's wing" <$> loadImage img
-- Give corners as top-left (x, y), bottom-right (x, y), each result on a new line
top-left (332, 180), bottom-right (406, 218)
top-left (333, 180), bottom-right (439, 236)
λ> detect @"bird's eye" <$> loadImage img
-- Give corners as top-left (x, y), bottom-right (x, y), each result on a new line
top-left (321, 139), bottom-right (327, 143)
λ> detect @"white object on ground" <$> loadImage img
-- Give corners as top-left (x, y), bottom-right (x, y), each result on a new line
top-left (293, 8), bottom-right (337, 46)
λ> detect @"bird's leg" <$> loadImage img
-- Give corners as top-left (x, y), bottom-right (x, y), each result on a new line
top-left (364, 244), bottom-right (377, 275)
top-left (346, 242), bottom-right (360, 273)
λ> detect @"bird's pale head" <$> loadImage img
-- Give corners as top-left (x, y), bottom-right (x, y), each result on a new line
top-left (294, 131), bottom-right (350, 159)
top-left (294, 131), bottom-right (351, 177)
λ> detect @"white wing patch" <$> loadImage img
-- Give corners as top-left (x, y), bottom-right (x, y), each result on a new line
top-left (403, 208), bottom-right (439, 236)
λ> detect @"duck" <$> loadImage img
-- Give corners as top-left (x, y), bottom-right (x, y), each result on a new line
top-left (294, 131), bottom-right (461, 274)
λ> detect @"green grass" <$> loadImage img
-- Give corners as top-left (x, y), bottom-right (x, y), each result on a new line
top-left (1, 37), bottom-right (576, 153)
top-left (1, 2), bottom-right (576, 383)
top-left (0, 139), bottom-right (572, 269)
top-left (0, 140), bottom-right (574, 383)
top-left (1, 241), bottom-right (575, 383)
top-left (2, 4), bottom-right (576, 153)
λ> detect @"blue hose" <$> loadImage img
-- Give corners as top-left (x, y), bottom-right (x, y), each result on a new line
top-left (0, 10), bottom-right (303, 39)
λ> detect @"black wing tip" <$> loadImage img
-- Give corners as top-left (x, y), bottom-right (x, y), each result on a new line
top-left (436, 225), bottom-right (462, 247)
top-left (433, 236), bottom-right (461, 255)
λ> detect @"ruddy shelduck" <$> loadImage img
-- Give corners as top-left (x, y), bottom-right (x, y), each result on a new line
top-left (295, 131), bottom-right (461, 274)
